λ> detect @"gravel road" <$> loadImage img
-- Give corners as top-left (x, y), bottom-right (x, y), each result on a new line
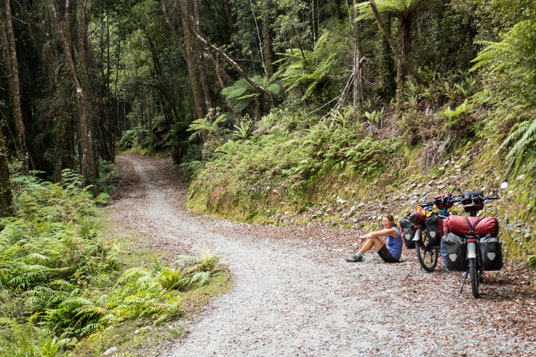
top-left (109, 154), bottom-right (535, 356)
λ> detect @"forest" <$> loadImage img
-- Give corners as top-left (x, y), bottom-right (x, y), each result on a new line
top-left (1, 0), bottom-right (535, 354)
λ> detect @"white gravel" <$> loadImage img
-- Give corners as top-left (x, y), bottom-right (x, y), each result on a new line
top-left (110, 155), bottom-right (536, 356)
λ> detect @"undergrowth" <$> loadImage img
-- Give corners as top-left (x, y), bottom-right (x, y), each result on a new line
top-left (0, 171), bottom-right (226, 355)
top-left (185, 68), bottom-right (535, 262)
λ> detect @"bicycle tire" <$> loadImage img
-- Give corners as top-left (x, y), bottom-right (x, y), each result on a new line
top-left (469, 258), bottom-right (479, 298)
top-left (416, 231), bottom-right (439, 272)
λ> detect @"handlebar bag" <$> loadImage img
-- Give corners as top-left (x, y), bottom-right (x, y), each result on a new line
top-left (399, 215), bottom-right (416, 249)
top-left (480, 236), bottom-right (503, 271)
top-left (444, 215), bottom-right (499, 236)
top-left (424, 213), bottom-right (444, 246)
top-left (441, 233), bottom-right (467, 271)
top-left (435, 193), bottom-right (453, 210)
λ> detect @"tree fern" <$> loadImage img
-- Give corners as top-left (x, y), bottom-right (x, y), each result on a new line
top-left (222, 76), bottom-right (281, 113)
top-left (276, 32), bottom-right (336, 101)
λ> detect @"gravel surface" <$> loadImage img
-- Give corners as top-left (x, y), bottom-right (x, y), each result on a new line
top-left (109, 154), bottom-right (536, 356)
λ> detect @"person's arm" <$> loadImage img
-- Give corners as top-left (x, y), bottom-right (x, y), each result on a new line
top-left (359, 228), bottom-right (397, 240)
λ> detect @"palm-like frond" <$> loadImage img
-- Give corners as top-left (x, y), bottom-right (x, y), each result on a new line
top-left (357, 0), bottom-right (442, 20)
top-left (276, 32), bottom-right (336, 101)
top-left (221, 76), bottom-right (281, 113)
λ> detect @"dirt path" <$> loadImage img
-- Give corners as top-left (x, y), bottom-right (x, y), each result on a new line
top-left (109, 154), bottom-right (535, 356)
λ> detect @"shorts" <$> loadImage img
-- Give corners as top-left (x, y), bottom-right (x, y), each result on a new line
top-left (378, 245), bottom-right (399, 263)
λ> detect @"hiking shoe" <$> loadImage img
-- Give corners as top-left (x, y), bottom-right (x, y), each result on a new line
top-left (345, 254), bottom-right (363, 262)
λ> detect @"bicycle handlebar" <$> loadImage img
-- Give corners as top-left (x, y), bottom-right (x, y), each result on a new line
top-left (419, 191), bottom-right (500, 208)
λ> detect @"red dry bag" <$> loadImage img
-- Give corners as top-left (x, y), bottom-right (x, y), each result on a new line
top-left (444, 215), bottom-right (498, 236)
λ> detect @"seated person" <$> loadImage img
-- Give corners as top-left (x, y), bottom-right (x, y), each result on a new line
top-left (345, 214), bottom-right (402, 263)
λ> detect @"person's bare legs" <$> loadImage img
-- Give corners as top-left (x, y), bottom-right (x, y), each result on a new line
top-left (346, 236), bottom-right (385, 262)
top-left (359, 236), bottom-right (384, 254)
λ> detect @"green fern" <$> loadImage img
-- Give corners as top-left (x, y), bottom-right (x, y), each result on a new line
top-left (472, 20), bottom-right (536, 105)
top-left (498, 118), bottom-right (536, 174)
top-left (233, 120), bottom-right (252, 140)
top-left (222, 76), bottom-right (281, 112)
top-left (275, 32), bottom-right (335, 101)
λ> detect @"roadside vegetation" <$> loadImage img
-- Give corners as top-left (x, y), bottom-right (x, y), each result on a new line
top-left (0, 169), bottom-right (229, 355)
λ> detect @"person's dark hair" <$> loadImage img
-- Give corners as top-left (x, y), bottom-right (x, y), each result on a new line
top-left (384, 214), bottom-right (395, 226)
top-left (383, 214), bottom-right (398, 227)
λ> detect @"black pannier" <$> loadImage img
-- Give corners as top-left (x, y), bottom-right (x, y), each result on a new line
top-left (442, 233), bottom-right (466, 271)
top-left (479, 236), bottom-right (503, 271)
top-left (424, 213), bottom-right (444, 246)
top-left (399, 215), bottom-right (415, 249)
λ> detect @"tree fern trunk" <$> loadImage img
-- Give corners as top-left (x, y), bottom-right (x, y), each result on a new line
top-left (396, 16), bottom-right (410, 108)
top-left (262, 0), bottom-right (274, 78)
top-left (380, 15), bottom-right (396, 99)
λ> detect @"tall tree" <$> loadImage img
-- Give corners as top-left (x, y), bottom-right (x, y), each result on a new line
top-left (348, 0), bottom-right (364, 109)
top-left (359, 0), bottom-right (437, 85)
top-left (162, 0), bottom-right (206, 119)
top-left (193, 0), bottom-right (213, 110)
top-left (261, 0), bottom-right (275, 78)
top-left (0, 0), bottom-right (31, 172)
top-left (47, 0), bottom-right (98, 191)
top-left (0, 124), bottom-right (13, 217)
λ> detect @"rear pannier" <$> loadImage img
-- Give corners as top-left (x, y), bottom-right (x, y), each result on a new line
top-left (479, 236), bottom-right (503, 271)
top-left (399, 215), bottom-right (416, 249)
top-left (441, 233), bottom-right (467, 271)
top-left (444, 215), bottom-right (498, 236)
top-left (424, 213), bottom-right (444, 246)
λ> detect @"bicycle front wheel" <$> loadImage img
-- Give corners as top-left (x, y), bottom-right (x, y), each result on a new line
top-left (469, 258), bottom-right (479, 298)
top-left (416, 231), bottom-right (439, 272)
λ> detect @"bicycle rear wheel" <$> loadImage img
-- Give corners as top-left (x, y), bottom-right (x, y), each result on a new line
top-left (416, 231), bottom-right (439, 272)
top-left (469, 258), bottom-right (479, 298)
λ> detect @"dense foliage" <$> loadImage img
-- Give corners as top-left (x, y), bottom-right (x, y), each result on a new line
top-left (0, 171), bottom-right (223, 354)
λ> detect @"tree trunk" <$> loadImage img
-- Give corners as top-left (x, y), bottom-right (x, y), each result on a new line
top-left (47, 0), bottom-right (97, 192)
top-left (221, 0), bottom-right (234, 35)
top-left (395, 16), bottom-right (411, 107)
top-left (163, 0), bottom-right (205, 120)
top-left (53, 115), bottom-right (75, 181)
top-left (0, 0), bottom-right (30, 173)
top-left (368, 0), bottom-right (424, 85)
top-left (352, 0), bottom-right (364, 109)
top-left (0, 125), bottom-right (13, 217)
top-left (380, 15), bottom-right (396, 98)
top-left (248, 0), bottom-right (265, 76)
top-left (193, 0), bottom-right (213, 109)
top-left (261, 0), bottom-right (274, 78)
top-left (397, 16), bottom-right (411, 84)
top-left (75, 0), bottom-right (98, 190)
